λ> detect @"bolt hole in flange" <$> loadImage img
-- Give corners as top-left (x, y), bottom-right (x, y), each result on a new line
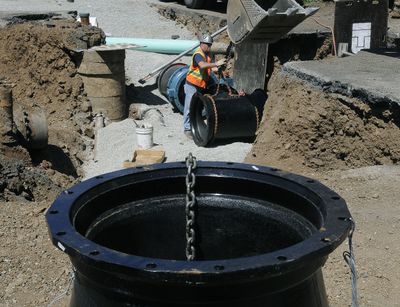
top-left (146, 263), bottom-right (157, 269)
top-left (214, 265), bottom-right (225, 271)
top-left (46, 162), bottom-right (352, 306)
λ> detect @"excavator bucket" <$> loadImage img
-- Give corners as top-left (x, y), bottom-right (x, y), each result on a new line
top-left (227, 0), bottom-right (319, 44)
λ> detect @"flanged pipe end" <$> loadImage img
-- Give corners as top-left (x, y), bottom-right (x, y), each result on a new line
top-left (46, 162), bottom-right (353, 306)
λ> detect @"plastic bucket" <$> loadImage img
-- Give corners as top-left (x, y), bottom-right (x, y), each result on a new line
top-left (136, 124), bottom-right (153, 149)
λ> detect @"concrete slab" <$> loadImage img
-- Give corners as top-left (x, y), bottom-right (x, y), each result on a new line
top-left (283, 50), bottom-right (400, 105)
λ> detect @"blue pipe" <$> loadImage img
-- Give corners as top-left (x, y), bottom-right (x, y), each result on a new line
top-left (106, 37), bottom-right (199, 55)
top-left (163, 65), bottom-right (234, 113)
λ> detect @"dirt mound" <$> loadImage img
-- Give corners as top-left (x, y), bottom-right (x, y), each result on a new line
top-left (246, 72), bottom-right (400, 172)
top-left (0, 20), bottom-right (103, 124)
top-left (0, 19), bottom-right (105, 200)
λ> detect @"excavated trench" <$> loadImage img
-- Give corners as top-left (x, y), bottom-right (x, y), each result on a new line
top-left (1, 6), bottom-right (399, 203)
top-left (161, 6), bottom-right (400, 173)
top-left (250, 53), bottom-right (400, 172)
top-left (0, 16), bottom-right (105, 202)
top-left (246, 72), bottom-right (400, 172)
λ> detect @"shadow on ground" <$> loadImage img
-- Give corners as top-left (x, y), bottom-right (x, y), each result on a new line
top-left (201, 136), bottom-right (255, 148)
top-left (30, 145), bottom-right (78, 177)
top-left (127, 83), bottom-right (169, 106)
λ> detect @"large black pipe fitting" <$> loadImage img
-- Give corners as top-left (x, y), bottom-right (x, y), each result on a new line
top-left (157, 62), bottom-right (187, 113)
top-left (190, 90), bottom-right (268, 147)
top-left (46, 162), bottom-right (352, 307)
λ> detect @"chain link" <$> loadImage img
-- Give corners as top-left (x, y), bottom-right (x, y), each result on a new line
top-left (343, 217), bottom-right (358, 307)
top-left (204, 94), bottom-right (218, 138)
top-left (254, 106), bottom-right (260, 131)
top-left (212, 42), bottom-right (238, 98)
top-left (47, 268), bottom-right (76, 307)
top-left (185, 153), bottom-right (197, 261)
top-left (23, 111), bottom-right (32, 142)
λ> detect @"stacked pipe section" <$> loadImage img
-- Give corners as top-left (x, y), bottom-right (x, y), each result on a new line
top-left (78, 50), bottom-right (127, 121)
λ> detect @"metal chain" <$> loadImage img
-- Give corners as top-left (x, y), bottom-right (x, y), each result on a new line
top-left (254, 107), bottom-right (260, 131)
top-left (212, 42), bottom-right (238, 98)
top-left (204, 94), bottom-right (218, 137)
top-left (213, 72), bottom-right (237, 98)
top-left (185, 153), bottom-right (197, 261)
top-left (343, 218), bottom-right (358, 307)
top-left (47, 268), bottom-right (76, 307)
top-left (23, 111), bottom-right (32, 142)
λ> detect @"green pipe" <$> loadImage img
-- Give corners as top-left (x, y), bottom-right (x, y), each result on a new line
top-left (106, 37), bottom-right (198, 55)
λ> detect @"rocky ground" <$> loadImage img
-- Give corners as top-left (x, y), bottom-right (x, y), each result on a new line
top-left (1, 1), bottom-right (400, 307)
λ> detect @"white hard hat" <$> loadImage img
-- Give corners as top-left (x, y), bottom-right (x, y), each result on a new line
top-left (199, 34), bottom-right (213, 44)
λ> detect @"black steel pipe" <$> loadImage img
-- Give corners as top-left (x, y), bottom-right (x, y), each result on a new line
top-left (190, 90), bottom-right (268, 147)
top-left (46, 162), bottom-right (352, 307)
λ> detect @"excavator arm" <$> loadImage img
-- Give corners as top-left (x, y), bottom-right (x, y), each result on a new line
top-left (227, 0), bottom-right (319, 44)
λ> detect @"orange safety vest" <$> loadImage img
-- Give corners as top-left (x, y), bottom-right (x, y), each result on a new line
top-left (186, 48), bottom-right (212, 89)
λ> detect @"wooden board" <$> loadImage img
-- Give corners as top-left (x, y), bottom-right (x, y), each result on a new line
top-left (123, 149), bottom-right (165, 168)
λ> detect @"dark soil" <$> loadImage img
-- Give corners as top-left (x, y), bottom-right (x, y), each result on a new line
top-left (0, 19), bottom-right (105, 201)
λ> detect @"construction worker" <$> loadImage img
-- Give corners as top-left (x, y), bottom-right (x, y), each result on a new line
top-left (183, 34), bottom-right (226, 139)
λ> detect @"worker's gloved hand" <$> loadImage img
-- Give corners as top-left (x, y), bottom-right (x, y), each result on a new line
top-left (215, 58), bottom-right (227, 67)
top-left (222, 71), bottom-right (230, 78)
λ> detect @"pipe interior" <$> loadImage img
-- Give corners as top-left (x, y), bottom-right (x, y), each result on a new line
top-left (73, 174), bottom-right (322, 261)
top-left (85, 195), bottom-right (316, 260)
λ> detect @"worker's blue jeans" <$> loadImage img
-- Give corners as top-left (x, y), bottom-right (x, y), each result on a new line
top-left (183, 83), bottom-right (199, 132)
